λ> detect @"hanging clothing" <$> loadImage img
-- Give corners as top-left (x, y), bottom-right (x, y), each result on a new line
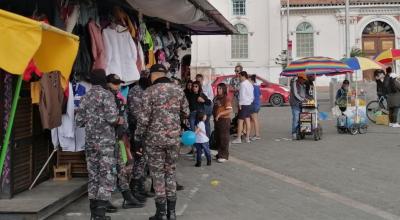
top-left (39, 71), bottom-right (64, 130)
top-left (137, 42), bottom-right (145, 71)
top-left (51, 82), bottom-right (87, 152)
top-left (114, 7), bottom-right (137, 38)
top-left (73, 81), bottom-right (92, 108)
top-left (65, 4), bottom-right (80, 33)
top-left (103, 25), bottom-right (140, 84)
top-left (140, 22), bottom-right (156, 68)
top-left (23, 59), bottom-right (42, 82)
top-left (72, 24), bottom-right (93, 81)
top-left (88, 20), bottom-right (106, 70)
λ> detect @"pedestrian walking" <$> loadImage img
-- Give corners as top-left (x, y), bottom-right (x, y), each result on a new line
top-left (289, 72), bottom-right (307, 140)
top-left (135, 64), bottom-right (189, 220)
top-left (213, 83), bottom-right (232, 163)
top-left (232, 71), bottom-right (254, 144)
top-left (249, 75), bottom-right (261, 141)
top-left (106, 74), bottom-right (144, 210)
top-left (75, 69), bottom-right (121, 220)
top-left (194, 111), bottom-right (212, 167)
top-left (195, 74), bottom-right (214, 137)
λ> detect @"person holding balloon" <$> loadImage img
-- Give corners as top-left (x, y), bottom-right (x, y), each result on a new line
top-left (194, 111), bottom-right (212, 167)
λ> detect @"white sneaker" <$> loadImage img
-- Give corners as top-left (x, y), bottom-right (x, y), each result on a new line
top-left (246, 138), bottom-right (251, 143)
top-left (217, 158), bottom-right (227, 163)
top-left (389, 123), bottom-right (394, 127)
top-left (392, 123), bottom-right (400, 128)
top-left (231, 138), bottom-right (242, 144)
top-left (250, 136), bottom-right (261, 141)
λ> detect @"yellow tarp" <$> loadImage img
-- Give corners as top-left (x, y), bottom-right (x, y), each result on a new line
top-left (0, 9), bottom-right (79, 81)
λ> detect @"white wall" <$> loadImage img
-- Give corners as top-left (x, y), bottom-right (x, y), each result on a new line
top-left (192, 0), bottom-right (283, 83)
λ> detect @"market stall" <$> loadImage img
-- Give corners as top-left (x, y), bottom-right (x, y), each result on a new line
top-left (0, 0), bottom-right (236, 201)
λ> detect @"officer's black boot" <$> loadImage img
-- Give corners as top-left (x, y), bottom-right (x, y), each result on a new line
top-left (167, 197), bottom-right (177, 220)
top-left (131, 178), bottom-right (147, 203)
top-left (149, 199), bottom-right (167, 220)
top-left (145, 178), bottom-right (155, 197)
top-left (105, 201), bottom-right (118, 213)
top-left (91, 200), bottom-right (111, 220)
top-left (176, 182), bottom-right (184, 191)
top-left (121, 190), bottom-right (145, 209)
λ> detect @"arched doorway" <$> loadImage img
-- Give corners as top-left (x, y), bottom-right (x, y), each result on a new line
top-left (362, 21), bottom-right (395, 80)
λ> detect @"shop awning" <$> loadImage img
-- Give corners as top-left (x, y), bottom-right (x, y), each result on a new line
top-left (125, 0), bottom-right (238, 35)
top-left (0, 9), bottom-right (79, 80)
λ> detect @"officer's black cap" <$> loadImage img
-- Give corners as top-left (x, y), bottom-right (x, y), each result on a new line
top-left (150, 64), bottom-right (168, 74)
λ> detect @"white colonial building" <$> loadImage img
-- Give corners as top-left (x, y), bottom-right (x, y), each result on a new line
top-left (191, 0), bottom-right (400, 86)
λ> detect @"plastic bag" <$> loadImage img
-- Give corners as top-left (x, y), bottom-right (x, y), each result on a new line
top-left (332, 106), bottom-right (341, 117)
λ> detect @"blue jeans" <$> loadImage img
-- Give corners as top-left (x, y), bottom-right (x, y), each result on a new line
top-left (291, 106), bottom-right (301, 134)
top-left (189, 111), bottom-right (197, 131)
top-left (194, 143), bottom-right (211, 163)
top-left (205, 115), bottom-right (211, 137)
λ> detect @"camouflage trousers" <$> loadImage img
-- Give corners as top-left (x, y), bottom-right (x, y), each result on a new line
top-left (147, 145), bottom-right (178, 202)
top-left (115, 142), bottom-right (133, 191)
top-left (132, 152), bottom-right (147, 180)
top-left (85, 144), bottom-right (116, 201)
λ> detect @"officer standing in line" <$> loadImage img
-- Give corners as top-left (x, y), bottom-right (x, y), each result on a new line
top-left (128, 74), bottom-right (153, 203)
top-left (106, 74), bottom-right (144, 210)
top-left (76, 69), bottom-right (121, 220)
top-left (135, 64), bottom-right (189, 220)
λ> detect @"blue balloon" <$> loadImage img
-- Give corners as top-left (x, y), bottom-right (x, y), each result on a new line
top-left (181, 131), bottom-right (196, 146)
top-left (319, 112), bottom-right (329, 121)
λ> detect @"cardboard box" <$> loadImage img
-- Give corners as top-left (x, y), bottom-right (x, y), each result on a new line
top-left (376, 115), bottom-right (389, 126)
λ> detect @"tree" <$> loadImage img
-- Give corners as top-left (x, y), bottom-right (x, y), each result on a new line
top-left (350, 47), bottom-right (365, 57)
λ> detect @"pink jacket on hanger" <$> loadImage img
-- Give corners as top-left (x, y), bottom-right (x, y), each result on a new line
top-left (88, 20), bottom-right (106, 70)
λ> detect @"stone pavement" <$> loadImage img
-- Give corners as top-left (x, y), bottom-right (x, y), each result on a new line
top-left (49, 104), bottom-right (400, 220)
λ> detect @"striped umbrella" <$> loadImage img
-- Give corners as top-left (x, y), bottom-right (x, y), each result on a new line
top-left (374, 49), bottom-right (400, 64)
top-left (281, 56), bottom-right (353, 77)
top-left (341, 57), bottom-right (386, 71)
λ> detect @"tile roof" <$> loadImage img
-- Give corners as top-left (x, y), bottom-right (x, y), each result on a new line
top-left (281, 0), bottom-right (400, 6)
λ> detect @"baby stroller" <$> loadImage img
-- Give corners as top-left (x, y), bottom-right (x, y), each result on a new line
top-left (297, 100), bottom-right (323, 141)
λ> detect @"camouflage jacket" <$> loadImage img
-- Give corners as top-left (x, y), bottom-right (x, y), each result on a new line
top-left (135, 77), bottom-right (189, 146)
top-left (76, 85), bottom-right (118, 146)
top-left (128, 84), bottom-right (145, 121)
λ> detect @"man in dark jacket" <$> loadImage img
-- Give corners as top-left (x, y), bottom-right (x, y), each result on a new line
top-left (289, 72), bottom-right (307, 140)
top-left (384, 67), bottom-right (400, 127)
top-left (135, 64), bottom-right (189, 220)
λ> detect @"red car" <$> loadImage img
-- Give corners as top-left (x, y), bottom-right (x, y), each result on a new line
top-left (211, 75), bottom-right (290, 106)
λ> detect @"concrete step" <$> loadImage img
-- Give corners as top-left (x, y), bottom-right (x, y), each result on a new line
top-left (0, 178), bottom-right (87, 220)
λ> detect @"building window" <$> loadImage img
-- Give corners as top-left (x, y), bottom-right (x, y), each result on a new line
top-left (231, 24), bottom-right (248, 59)
top-left (233, 0), bottom-right (246, 16)
top-left (296, 22), bottom-right (314, 57)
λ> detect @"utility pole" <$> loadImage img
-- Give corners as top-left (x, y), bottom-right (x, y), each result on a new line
top-left (345, 0), bottom-right (351, 79)
top-left (287, 0), bottom-right (291, 65)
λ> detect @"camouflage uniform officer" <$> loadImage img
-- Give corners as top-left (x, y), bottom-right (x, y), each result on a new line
top-left (76, 69), bottom-right (120, 220)
top-left (128, 75), bottom-right (151, 203)
top-left (136, 64), bottom-right (189, 220)
top-left (106, 74), bottom-right (144, 210)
